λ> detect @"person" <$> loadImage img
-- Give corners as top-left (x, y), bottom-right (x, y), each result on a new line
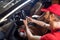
top-left (23, 4), bottom-right (60, 40)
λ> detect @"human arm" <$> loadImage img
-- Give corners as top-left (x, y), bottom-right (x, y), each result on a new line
top-left (23, 19), bottom-right (41, 40)
top-left (27, 17), bottom-right (50, 29)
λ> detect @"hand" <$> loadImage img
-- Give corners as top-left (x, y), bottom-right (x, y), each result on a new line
top-left (23, 18), bottom-right (28, 27)
top-left (27, 17), bottom-right (35, 23)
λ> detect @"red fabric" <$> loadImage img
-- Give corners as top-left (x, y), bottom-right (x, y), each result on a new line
top-left (41, 4), bottom-right (60, 16)
top-left (40, 31), bottom-right (60, 40)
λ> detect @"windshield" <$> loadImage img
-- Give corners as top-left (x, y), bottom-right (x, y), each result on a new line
top-left (0, 0), bottom-right (27, 19)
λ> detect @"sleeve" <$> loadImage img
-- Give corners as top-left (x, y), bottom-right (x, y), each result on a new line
top-left (40, 35), bottom-right (47, 40)
top-left (40, 34), bottom-right (56, 40)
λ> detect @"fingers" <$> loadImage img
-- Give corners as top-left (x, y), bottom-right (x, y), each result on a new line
top-left (23, 17), bottom-right (35, 26)
top-left (27, 17), bottom-right (34, 22)
top-left (26, 17), bottom-right (32, 20)
top-left (23, 18), bottom-right (28, 26)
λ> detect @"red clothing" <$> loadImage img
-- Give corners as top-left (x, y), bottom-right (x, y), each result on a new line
top-left (40, 31), bottom-right (60, 40)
